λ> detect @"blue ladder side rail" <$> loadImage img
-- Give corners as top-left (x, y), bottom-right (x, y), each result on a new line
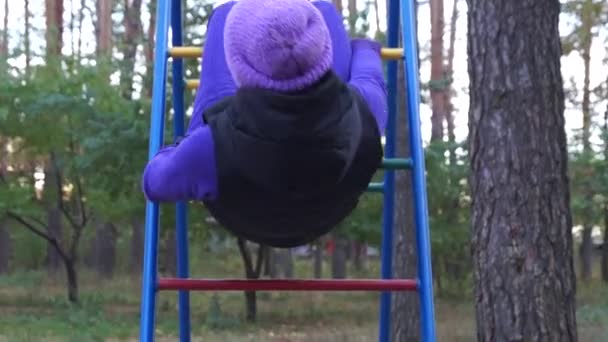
top-left (139, 0), bottom-right (436, 341)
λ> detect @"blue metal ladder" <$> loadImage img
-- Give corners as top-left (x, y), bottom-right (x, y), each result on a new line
top-left (139, 0), bottom-right (436, 341)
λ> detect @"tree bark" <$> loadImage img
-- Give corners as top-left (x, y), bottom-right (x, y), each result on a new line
top-left (429, 0), bottom-right (446, 142)
top-left (467, 1), bottom-right (578, 340)
top-left (347, 0), bottom-right (357, 34)
top-left (602, 205), bottom-right (608, 282)
top-left (65, 257), bottom-right (78, 303)
top-left (45, 208), bottom-right (63, 272)
top-left (24, 0), bottom-right (31, 73)
top-left (0, 218), bottom-right (10, 274)
top-left (331, 236), bottom-right (348, 279)
top-left (391, 46), bottom-right (419, 342)
top-left (578, 0), bottom-right (594, 282)
top-left (129, 217), bottom-right (144, 273)
top-left (121, 0), bottom-right (143, 99)
top-left (93, 221), bottom-right (117, 278)
top-left (237, 238), bottom-right (265, 322)
top-left (144, 0), bottom-right (156, 97)
top-left (95, 0), bottom-right (112, 56)
top-left (313, 240), bottom-right (323, 278)
top-left (45, 0), bottom-right (64, 57)
top-left (1, 0), bottom-right (7, 58)
top-left (332, 0), bottom-right (343, 15)
top-left (445, 0), bottom-right (458, 162)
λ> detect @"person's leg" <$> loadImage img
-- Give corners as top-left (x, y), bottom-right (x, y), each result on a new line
top-left (312, 1), bottom-right (352, 81)
top-left (188, 1), bottom-right (238, 133)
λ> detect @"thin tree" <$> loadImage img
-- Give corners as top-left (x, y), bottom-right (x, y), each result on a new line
top-left (429, 0), bottom-right (446, 142)
top-left (45, 0), bottom-right (64, 57)
top-left (467, 0), bottom-right (578, 340)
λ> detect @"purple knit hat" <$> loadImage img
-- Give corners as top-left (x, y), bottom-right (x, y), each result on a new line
top-left (224, 0), bottom-right (333, 92)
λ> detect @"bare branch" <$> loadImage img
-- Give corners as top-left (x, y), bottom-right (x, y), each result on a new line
top-left (6, 210), bottom-right (68, 261)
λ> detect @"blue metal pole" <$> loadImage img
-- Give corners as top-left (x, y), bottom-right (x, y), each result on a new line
top-left (378, 0), bottom-right (400, 341)
top-left (170, 0), bottom-right (190, 341)
top-left (140, 0), bottom-right (171, 341)
top-left (400, 0), bottom-right (437, 341)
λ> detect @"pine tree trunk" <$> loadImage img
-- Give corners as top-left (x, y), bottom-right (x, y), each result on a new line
top-left (332, 0), bottom-right (343, 15)
top-left (96, 0), bottom-right (112, 56)
top-left (144, 0), bottom-right (156, 97)
top-left (347, 0), bottom-right (357, 34)
top-left (121, 0), bottom-right (143, 99)
top-left (429, 0), bottom-right (445, 142)
top-left (445, 0), bottom-right (458, 163)
top-left (1, 0), bottom-right (8, 59)
top-left (45, 0), bottom-right (64, 57)
top-left (24, 0), bottom-right (31, 73)
top-left (391, 46), bottom-right (419, 342)
top-left (577, 0), bottom-right (594, 283)
top-left (467, 1), bottom-right (578, 340)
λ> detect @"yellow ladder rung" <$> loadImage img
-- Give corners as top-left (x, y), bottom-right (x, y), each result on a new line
top-left (185, 79), bottom-right (199, 89)
top-left (169, 46), bottom-right (404, 60)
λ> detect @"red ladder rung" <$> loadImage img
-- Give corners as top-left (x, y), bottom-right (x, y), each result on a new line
top-left (157, 278), bottom-right (418, 291)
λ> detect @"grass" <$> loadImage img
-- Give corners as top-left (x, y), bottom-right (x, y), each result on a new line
top-left (0, 255), bottom-right (607, 341)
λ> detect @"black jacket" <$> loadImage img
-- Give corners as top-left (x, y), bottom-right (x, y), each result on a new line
top-left (202, 71), bottom-right (383, 248)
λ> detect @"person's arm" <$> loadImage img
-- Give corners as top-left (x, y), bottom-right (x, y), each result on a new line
top-left (347, 39), bottom-right (388, 134)
top-left (142, 125), bottom-right (218, 202)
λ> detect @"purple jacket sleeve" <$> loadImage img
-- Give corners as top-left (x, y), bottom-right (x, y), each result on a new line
top-left (347, 39), bottom-right (388, 134)
top-left (142, 125), bottom-right (218, 202)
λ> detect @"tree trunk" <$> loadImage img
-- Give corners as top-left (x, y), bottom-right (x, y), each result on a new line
top-left (1, 0), bottom-right (7, 58)
top-left (161, 230), bottom-right (177, 276)
top-left (467, 1), bottom-right (578, 340)
top-left (121, 0), bottom-right (143, 99)
top-left (129, 217), bottom-right (144, 273)
top-left (347, 0), bottom-right (357, 34)
top-left (46, 208), bottom-right (63, 272)
top-left (24, 0), bottom-right (31, 73)
top-left (0, 218), bottom-right (10, 274)
top-left (332, 0), bottom-right (343, 15)
top-left (445, 0), bottom-right (458, 163)
top-left (602, 206), bottom-right (608, 282)
top-left (580, 226), bottom-right (593, 281)
top-left (331, 236), bottom-right (348, 279)
top-left (373, 0), bottom-right (380, 36)
top-left (578, 0), bottom-right (594, 282)
top-left (391, 44), bottom-right (419, 342)
top-left (278, 249), bottom-right (294, 278)
top-left (313, 240), bottom-right (323, 278)
top-left (429, 0), bottom-right (446, 142)
top-left (65, 257), bottom-right (78, 303)
top-left (144, 0), bottom-right (156, 97)
top-left (93, 221), bottom-right (117, 278)
top-left (45, 0), bottom-right (64, 57)
top-left (237, 238), bottom-right (265, 322)
top-left (95, 0), bottom-right (112, 56)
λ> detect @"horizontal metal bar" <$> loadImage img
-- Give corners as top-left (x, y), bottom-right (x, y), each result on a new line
top-left (382, 158), bottom-right (412, 170)
top-left (367, 182), bottom-right (385, 193)
top-left (185, 79), bottom-right (198, 89)
top-left (158, 278), bottom-right (418, 291)
top-left (169, 47), bottom-right (403, 60)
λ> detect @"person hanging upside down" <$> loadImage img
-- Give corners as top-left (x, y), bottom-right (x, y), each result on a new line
top-left (142, 0), bottom-right (387, 248)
